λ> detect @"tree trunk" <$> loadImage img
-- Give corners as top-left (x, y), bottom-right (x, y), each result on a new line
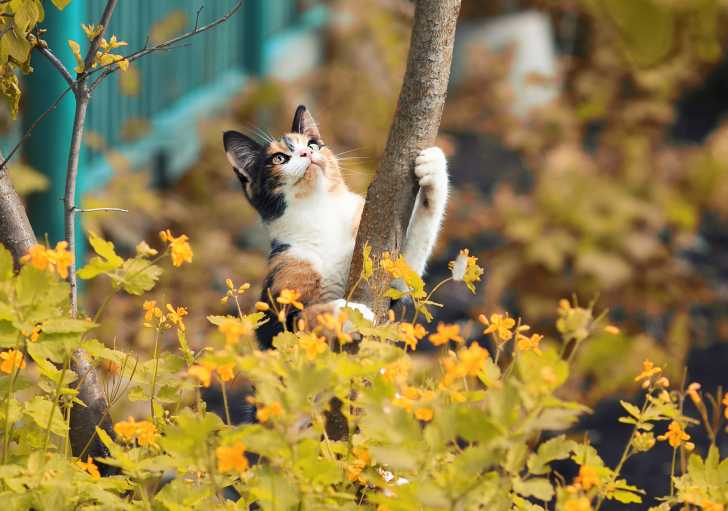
top-left (0, 157), bottom-right (36, 265)
top-left (0, 154), bottom-right (114, 469)
top-left (346, 0), bottom-right (461, 319)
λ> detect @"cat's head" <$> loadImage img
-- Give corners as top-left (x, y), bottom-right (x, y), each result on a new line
top-left (223, 105), bottom-right (344, 222)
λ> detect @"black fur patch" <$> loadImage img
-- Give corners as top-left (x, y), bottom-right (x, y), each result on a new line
top-left (246, 151), bottom-right (287, 222)
top-left (269, 239), bottom-right (291, 259)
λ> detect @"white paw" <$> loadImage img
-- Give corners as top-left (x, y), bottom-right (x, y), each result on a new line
top-left (415, 147), bottom-right (448, 190)
top-left (332, 299), bottom-right (375, 323)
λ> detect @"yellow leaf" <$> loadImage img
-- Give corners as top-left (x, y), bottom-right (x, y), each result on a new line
top-left (67, 39), bottom-right (84, 73)
top-left (51, 0), bottom-right (71, 10)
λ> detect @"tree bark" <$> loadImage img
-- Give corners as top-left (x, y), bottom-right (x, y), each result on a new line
top-left (0, 153), bottom-right (113, 468)
top-left (345, 0), bottom-right (461, 319)
top-left (0, 155), bottom-right (36, 265)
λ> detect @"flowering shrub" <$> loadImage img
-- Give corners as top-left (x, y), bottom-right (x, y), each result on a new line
top-left (0, 234), bottom-right (725, 510)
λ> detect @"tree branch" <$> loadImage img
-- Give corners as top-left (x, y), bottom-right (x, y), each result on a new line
top-left (0, 152), bottom-right (36, 265)
top-left (345, 0), bottom-right (461, 319)
top-left (82, 0), bottom-right (119, 72)
top-left (88, 0), bottom-right (245, 91)
top-left (35, 44), bottom-right (75, 89)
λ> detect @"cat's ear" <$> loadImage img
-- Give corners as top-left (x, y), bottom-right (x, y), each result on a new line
top-left (291, 105), bottom-right (321, 139)
top-left (223, 131), bottom-right (261, 184)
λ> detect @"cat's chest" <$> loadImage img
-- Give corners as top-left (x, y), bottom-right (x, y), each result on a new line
top-left (268, 191), bottom-right (363, 299)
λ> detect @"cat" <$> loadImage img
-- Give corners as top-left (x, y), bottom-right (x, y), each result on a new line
top-left (223, 105), bottom-right (448, 348)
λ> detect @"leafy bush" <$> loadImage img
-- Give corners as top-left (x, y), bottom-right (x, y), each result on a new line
top-left (0, 234), bottom-right (725, 510)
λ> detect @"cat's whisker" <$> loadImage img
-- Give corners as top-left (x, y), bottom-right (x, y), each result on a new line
top-left (244, 123), bottom-right (275, 144)
top-left (334, 147), bottom-right (363, 157)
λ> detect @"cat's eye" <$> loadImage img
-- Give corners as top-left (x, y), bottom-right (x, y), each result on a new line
top-left (270, 153), bottom-right (289, 165)
top-left (308, 140), bottom-right (320, 151)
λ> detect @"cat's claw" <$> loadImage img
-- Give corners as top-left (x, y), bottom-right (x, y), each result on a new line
top-left (332, 299), bottom-right (375, 323)
top-left (415, 147), bottom-right (448, 190)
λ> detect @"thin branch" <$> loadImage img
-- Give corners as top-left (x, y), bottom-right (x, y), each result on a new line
top-left (88, 0), bottom-right (244, 90)
top-left (82, 0), bottom-right (119, 72)
top-left (74, 207), bottom-right (129, 214)
top-left (0, 86), bottom-right (73, 169)
top-left (35, 44), bottom-right (75, 89)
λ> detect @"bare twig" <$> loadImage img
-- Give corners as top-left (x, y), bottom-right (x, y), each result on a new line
top-left (0, 86), bottom-right (73, 170)
top-left (74, 207), bottom-right (129, 214)
top-left (88, 0), bottom-right (244, 90)
top-left (35, 44), bottom-right (75, 89)
top-left (82, 0), bottom-right (119, 72)
top-left (0, 150), bottom-right (37, 264)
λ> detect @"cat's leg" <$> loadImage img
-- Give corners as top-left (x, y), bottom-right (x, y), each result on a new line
top-left (402, 146), bottom-right (449, 276)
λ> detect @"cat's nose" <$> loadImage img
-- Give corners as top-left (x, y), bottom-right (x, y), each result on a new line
top-left (298, 149), bottom-right (311, 158)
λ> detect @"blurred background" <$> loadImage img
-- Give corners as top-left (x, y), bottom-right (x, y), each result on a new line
top-left (3, 1), bottom-right (728, 508)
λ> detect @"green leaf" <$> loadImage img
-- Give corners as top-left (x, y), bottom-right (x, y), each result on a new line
top-left (114, 258), bottom-right (162, 295)
top-left (453, 406), bottom-right (500, 443)
top-left (620, 400), bottom-right (641, 420)
top-left (0, 244), bottom-right (13, 281)
top-left (24, 396), bottom-right (68, 437)
top-left (42, 317), bottom-right (95, 334)
top-left (513, 477), bottom-right (554, 501)
top-left (527, 435), bottom-right (576, 475)
top-left (77, 232), bottom-right (124, 280)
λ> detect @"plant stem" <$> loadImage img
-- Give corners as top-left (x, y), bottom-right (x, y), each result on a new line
top-left (220, 380), bottom-right (231, 426)
top-left (42, 357), bottom-right (69, 454)
top-left (2, 357), bottom-right (20, 463)
top-left (150, 328), bottom-right (161, 423)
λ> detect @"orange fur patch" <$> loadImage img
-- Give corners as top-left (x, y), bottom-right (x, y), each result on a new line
top-left (266, 254), bottom-right (322, 307)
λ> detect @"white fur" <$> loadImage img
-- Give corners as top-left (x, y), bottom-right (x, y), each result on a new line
top-left (266, 143), bottom-right (448, 322)
top-left (403, 147), bottom-right (449, 275)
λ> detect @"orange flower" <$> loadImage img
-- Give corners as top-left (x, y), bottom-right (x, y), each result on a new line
top-left (657, 421), bottom-right (690, 448)
top-left (20, 244), bottom-right (51, 271)
top-left (480, 313), bottom-right (516, 341)
top-left (113, 416), bottom-right (157, 446)
top-left (686, 382), bottom-right (702, 406)
top-left (277, 289), bottom-right (304, 310)
top-left (75, 456), bottom-right (100, 480)
top-left (723, 393), bottom-right (728, 420)
top-left (255, 301), bottom-right (270, 312)
top-left (216, 363), bottom-right (235, 383)
top-left (399, 322), bottom-right (426, 350)
top-left (165, 304), bottom-right (188, 332)
top-left (429, 323), bottom-right (464, 346)
top-left (299, 332), bottom-right (327, 360)
top-left (317, 312), bottom-right (352, 345)
top-left (0, 349), bottom-right (25, 374)
top-left (159, 229), bottom-right (193, 267)
top-left (48, 241), bottom-right (73, 279)
top-left (188, 364), bottom-right (213, 387)
top-left (256, 401), bottom-right (283, 423)
top-left (517, 333), bottom-right (543, 353)
top-left (143, 300), bottom-right (157, 321)
top-left (564, 497), bottom-right (592, 511)
top-left (634, 359), bottom-right (661, 382)
top-left (414, 407), bottom-right (433, 421)
top-left (458, 342), bottom-right (489, 376)
top-left (347, 446), bottom-right (371, 482)
top-left (574, 465), bottom-right (599, 490)
top-left (218, 317), bottom-right (252, 345)
top-left (216, 442), bottom-right (248, 472)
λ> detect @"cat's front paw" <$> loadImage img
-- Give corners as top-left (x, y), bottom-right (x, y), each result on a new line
top-left (415, 147), bottom-right (448, 207)
top-left (332, 299), bottom-right (375, 323)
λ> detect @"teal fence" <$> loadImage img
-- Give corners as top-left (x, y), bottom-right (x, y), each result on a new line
top-left (20, 0), bottom-right (327, 246)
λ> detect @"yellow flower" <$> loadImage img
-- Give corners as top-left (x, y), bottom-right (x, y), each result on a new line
top-left (458, 342), bottom-right (489, 376)
top-left (632, 431), bottom-right (656, 452)
top-left (429, 323), bottom-right (464, 346)
top-left (723, 392), bottom-right (728, 420)
top-left (218, 317), bottom-right (252, 345)
top-left (255, 301), bottom-right (270, 312)
top-left (399, 322), bottom-right (426, 350)
top-left (657, 421), bottom-right (690, 448)
top-left (317, 312), bottom-right (352, 345)
top-left (135, 421), bottom-right (158, 446)
top-left (165, 304), bottom-right (188, 332)
top-left (20, 244), bottom-right (51, 271)
top-left (564, 497), bottom-right (592, 511)
top-left (380, 252), bottom-right (426, 299)
top-left (574, 465), bottom-right (599, 490)
top-left (24, 325), bottom-right (42, 342)
top-left (517, 333), bottom-right (543, 353)
top-left (143, 300), bottom-right (157, 321)
top-left (256, 401), bottom-right (283, 423)
top-left (48, 241), bottom-right (74, 279)
top-left (113, 416), bottom-right (157, 446)
top-left (159, 229), bottom-right (193, 267)
top-left (189, 364), bottom-right (213, 388)
top-left (277, 289), bottom-right (304, 310)
top-left (0, 350), bottom-right (25, 374)
top-left (68, 39), bottom-right (85, 73)
top-left (381, 357), bottom-right (411, 385)
top-left (216, 363), bottom-right (235, 383)
top-left (604, 325), bottom-right (620, 335)
top-left (216, 442), bottom-right (249, 473)
top-left (75, 456), bottom-right (100, 480)
top-left (299, 332), bottom-right (327, 360)
top-left (81, 24), bottom-right (104, 40)
top-left (634, 359), bottom-right (662, 382)
top-left (480, 313), bottom-right (516, 341)
top-left (414, 407), bottom-right (433, 422)
top-left (449, 249), bottom-right (484, 294)
top-left (687, 382), bottom-right (702, 406)
top-left (347, 446), bottom-right (371, 483)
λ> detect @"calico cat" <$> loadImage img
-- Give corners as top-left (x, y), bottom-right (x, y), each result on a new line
top-left (223, 105), bottom-right (448, 348)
